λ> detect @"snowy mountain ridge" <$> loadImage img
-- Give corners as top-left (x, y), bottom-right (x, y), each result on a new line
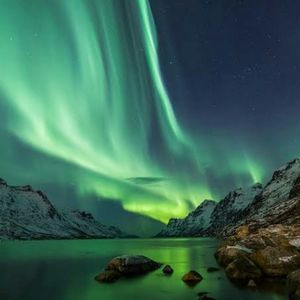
top-left (0, 179), bottom-right (130, 240)
top-left (157, 158), bottom-right (300, 237)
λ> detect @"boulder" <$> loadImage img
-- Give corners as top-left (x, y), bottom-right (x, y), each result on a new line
top-left (240, 231), bottom-right (292, 250)
top-left (247, 279), bottom-right (257, 288)
top-left (215, 246), bottom-right (249, 267)
top-left (250, 246), bottom-right (300, 277)
top-left (95, 255), bottom-right (162, 283)
top-left (162, 264), bottom-right (173, 275)
top-left (225, 256), bottom-right (262, 280)
top-left (288, 270), bottom-right (300, 300)
top-left (94, 270), bottom-right (121, 283)
top-left (182, 270), bottom-right (203, 286)
top-left (235, 225), bottom-right (250, 240)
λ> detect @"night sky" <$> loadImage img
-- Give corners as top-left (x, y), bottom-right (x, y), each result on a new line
top-left (0, 0), bottom-right (299, 235)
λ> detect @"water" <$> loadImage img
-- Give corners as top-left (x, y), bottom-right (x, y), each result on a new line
top-left (0, 238), bottom-right (287, 300)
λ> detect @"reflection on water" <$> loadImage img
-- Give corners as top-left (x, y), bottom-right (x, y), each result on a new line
top-left (0, 238), bottom-right (287, 300)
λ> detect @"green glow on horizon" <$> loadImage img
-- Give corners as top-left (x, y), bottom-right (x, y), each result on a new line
top-left (0, 0), bottom-right (265, 223)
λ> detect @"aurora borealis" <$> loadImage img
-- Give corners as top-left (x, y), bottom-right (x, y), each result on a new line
top-left (1, 0), bottom-right (300, 234)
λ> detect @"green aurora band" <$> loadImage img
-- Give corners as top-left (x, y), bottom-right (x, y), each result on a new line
top-left (0, 0), bottom-right (263, 223)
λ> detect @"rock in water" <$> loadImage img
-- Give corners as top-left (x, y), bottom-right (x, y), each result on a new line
top-left (95, 270), bottom-right (122, 283)
top-left (225, 256), bottom-right (262, 280)
top-left (250, 246), bottom-right (300, 277)
top-left (162, 264), bottom-right (173, 275)
top-left (288, 270), bottom-right (300, 300)
top-left (182, 270), bottom-right (203, 286)
top-left (247, 279), bottom-right (257, 288)
top-left (95, 255), bottom-right (162, 283)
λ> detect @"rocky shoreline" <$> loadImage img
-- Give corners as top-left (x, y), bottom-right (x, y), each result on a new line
top-left (215, 224), bottom-right (300, 299)
top-left (95, 223), bottom-right (300, 299)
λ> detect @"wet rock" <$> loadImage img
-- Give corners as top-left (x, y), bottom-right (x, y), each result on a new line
top-left (247, 279), bottom-right (257, 288)
top-left (287, 270), bottom-right (300, 300)
top-left (235, 225), bottom-right (250, 240)
top-left (240, 229), bottom-right (292, 250)
top-left (94, 270), bottom-right (121, 283)
top-left (162, 264), bottom-right (173, 275)
top-left (250, 246), bottom-right (300, 277)
top-left (225, 256), bottom-right (262, 280)
top-left (95, 255), bottom-right (162, 283)
top-left (215, 246), bottom-right (249, 267)
top-left (207, 267), bottom-right (219, 273)
top-left (182, 270), bottom-right (203, 286)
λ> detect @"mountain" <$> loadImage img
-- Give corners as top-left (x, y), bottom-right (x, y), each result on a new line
top-left (225, 158), bottom-right (300, 234)
top-left (157, 200), bottom-right (216, 237)
top-left (157, 158), bottom-right (300, 238)
top-left (205, 183), bottom-right (263, 236)
top-left (0, 179), bottom-right (131, 240)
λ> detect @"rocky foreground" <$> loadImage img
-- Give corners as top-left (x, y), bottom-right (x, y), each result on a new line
top-left (215, 224), bottom-right (300, 299)
top-left (95, 255), bottom-right (214, 299)
top-left (0, 178), bottom-right (131, 240)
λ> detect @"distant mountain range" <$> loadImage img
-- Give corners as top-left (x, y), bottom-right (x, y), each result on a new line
top-left (0, 179), bottom-right (132, 240)
top-left (157, 158), bottom-right (300, 237)
top-left (2, 158), bottom-right (300, 240)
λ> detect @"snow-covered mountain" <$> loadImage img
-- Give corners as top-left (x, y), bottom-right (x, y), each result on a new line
top-left (228, 158), bottom-right (300, 233)
top-left (157, 200), bottom-right (216, 237)
top-left (0, 179), bottom-right (130, 240)
top-left (205, 183), bottom-right (263, 235)
top-left (157, 158), bottom-right (300, 238)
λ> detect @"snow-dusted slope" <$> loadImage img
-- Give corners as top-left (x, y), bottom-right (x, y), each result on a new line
top-left (234, 158), bottom-right (300, 230)
top-left (0, 179), bottom-right (129, 240)
top-left (156, 200), bottom-right (216, 237)
top-left (157, 159), bottom-right (300, 238)
top-left (205, 183), bottom-right (263, 235)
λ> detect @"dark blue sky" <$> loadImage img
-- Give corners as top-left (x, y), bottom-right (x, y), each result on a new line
top-left (150, 0), bottom-right (300, 171)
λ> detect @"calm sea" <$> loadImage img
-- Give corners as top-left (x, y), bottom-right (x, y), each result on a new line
top-left (0, 238), bottom-right (287, 300)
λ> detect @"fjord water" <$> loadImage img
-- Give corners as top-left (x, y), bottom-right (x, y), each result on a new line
top-left (0, 238), bottom-right (286, 300)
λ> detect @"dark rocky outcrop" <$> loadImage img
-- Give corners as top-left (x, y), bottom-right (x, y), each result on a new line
top-left (250, 245), bottom-right (300, 277)
top-left (225, 256), bottom-right (262, 280)
top-left (215, 223), bottom-right (300, 292)
top-left (95, 255), bottom-right (162, 283)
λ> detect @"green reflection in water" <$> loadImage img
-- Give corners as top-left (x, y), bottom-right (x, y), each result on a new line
top-left (0, 239), bottom-right (287, 300)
